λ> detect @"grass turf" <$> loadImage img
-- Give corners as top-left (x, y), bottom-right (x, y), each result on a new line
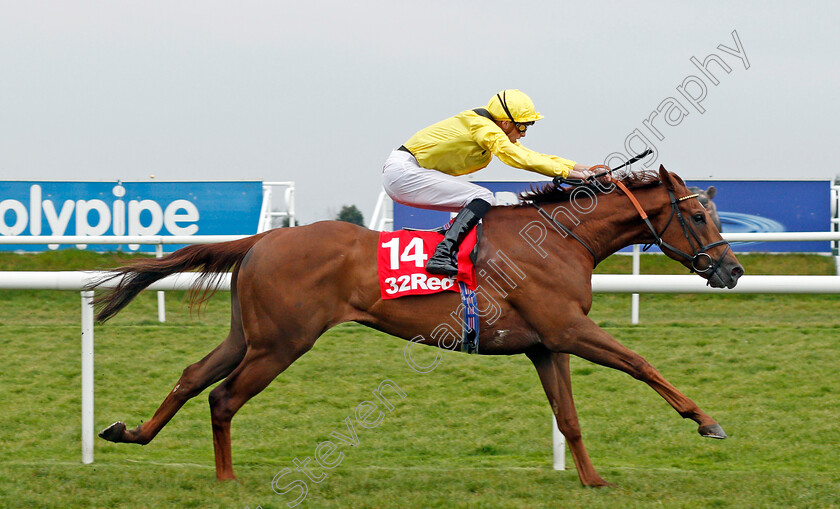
top-left (0, 251), bottom-right (838, 508)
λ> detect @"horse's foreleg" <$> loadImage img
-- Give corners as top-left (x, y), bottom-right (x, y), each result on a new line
top-left (553, 318), bottom-right (725, 439)
top-left (527, 349), bottom-right (611, 487)
top-left (99, 329), bottom-right (247, 445)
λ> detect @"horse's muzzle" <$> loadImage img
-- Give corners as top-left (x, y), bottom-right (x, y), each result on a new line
top-left (708, 261), bottom-right (744, 289)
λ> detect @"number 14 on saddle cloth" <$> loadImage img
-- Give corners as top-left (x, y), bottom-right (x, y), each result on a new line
top-left (377, 228), bottom-right (478, 299)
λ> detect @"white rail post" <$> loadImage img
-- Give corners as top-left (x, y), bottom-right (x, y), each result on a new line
top-left (368, 191), bottom-right (394, 231)
top-left (831, 184), bottom-right (839, 275)
top-left (258, 185), bottom-right (273, 232)
top-left (285, 186), bottom-right (296, 227)
top-left (552, 415), bottom-right (566, 470)
top-left (631, 244), bottom-right (641, 324)
top-left (81, 290), bottom-right (95, 464)
top-left (369, 191), bottom-right (385, 230)
top-left (156, 244), bottom-right (166, 322)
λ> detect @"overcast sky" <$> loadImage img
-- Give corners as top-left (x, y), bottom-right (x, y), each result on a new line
top-left (1, 1), bottom-right (837, 224)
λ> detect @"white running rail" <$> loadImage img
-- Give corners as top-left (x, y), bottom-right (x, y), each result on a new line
top-left (3, 229), bottom-right (840, 468)
top-left (3, 271), bottom-right (840, 467)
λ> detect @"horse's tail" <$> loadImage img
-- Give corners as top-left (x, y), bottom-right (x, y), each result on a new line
top-left (89, 232), bottom-right (271, 323)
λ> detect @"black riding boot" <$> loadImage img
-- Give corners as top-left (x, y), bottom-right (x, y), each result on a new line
top-left (425, 199), bottom-right (491, 277)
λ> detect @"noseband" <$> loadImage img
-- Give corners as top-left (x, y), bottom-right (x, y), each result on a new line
top-left (611, 179), bottom-right (731, 276)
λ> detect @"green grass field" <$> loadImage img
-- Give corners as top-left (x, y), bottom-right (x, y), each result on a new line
top-left (1, 251), bottom-right (839, 508)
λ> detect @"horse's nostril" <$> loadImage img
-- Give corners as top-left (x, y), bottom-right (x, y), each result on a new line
top-left (731, 266), bottom-right (744, 279)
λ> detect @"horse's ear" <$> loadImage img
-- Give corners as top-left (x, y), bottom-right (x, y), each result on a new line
top-left (706, 186), bottom-right (717, 199)
top-left (658, 165), bottom-right (674, 190)
top-left (659, 165), bottom-right (686, 191)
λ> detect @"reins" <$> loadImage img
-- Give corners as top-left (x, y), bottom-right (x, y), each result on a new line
top-left (530, 203), bottom-right (599, 262)
top-left (533, 172), bottom-right (732, 277)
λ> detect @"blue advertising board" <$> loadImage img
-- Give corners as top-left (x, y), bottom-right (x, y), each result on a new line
top-left (0, 181), bottom-right (263, 252)
top-left (393, 180), bottom-right (831, 253)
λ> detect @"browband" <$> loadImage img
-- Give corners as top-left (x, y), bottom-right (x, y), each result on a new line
top-left (677, 193), bottom-right (699, 202)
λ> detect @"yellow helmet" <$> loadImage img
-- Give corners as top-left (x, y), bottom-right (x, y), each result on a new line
top-left (486, 89), bottom-right (544, 123)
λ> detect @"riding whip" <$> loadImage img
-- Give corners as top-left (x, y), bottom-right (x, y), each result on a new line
top-left (553, 149), bottom-right (654, 187)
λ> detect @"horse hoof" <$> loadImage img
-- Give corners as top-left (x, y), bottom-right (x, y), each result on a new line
top-left (698, 423), bottom-right (727, 439)
top-left (99, 421), bottom-right (127, 442)
top-left (585, 479), bottom-right (616, 488)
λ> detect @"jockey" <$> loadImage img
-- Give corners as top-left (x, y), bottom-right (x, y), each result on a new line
top-left (382, 89), bottom-right (595, 276)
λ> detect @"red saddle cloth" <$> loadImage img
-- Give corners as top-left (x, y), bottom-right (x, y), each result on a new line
top-left (377, 228), bottom-right (478, 299)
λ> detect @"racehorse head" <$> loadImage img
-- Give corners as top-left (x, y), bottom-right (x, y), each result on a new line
top-left (651, 166), bottom-right (742, 288)
top-left (687, 185), bottom-right (722, 231)
top-left (517, 168), bottom-right (743, 288)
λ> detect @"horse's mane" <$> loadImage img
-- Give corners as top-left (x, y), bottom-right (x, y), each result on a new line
top-left (518, 169), bottom-right (662, 205)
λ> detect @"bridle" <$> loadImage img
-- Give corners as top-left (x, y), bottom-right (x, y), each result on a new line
top-left (533, 176), bottom-right (732, 278)
top-left (610, 178), bottom-right (731, 276)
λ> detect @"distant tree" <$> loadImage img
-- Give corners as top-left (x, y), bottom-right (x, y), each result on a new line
top-left (336, 205), bottom-right (364, 226)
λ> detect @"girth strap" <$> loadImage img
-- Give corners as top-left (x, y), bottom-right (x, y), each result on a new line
top-left (459, 281), bottom-right (479, 354)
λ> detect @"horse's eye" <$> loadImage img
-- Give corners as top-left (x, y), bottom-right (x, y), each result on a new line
top-left (693, 213), bottom-right (706, 223)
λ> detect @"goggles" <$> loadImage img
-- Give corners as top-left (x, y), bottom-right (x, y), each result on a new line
top-left (514, 121), bottom-right (535, 133)
top-left (497, 91), bottom-right (535, 133)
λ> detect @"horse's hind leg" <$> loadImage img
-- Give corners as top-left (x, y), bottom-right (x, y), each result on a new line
top-left (207, 340), bottom-right (312, 480)
top-left (527, 348), bottom-right (611, 487)
top-left (100, 286), bottom-right (248, 445)
top-left (556, 317), bottom-right (725, 438)
top-left (99, 328), bottom-right (247, 445)
top-left (99, 327), bottom-right (247, 445)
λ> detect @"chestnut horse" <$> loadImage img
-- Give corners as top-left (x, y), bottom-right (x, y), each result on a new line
top-left (91, 166), bottom-right (743, 487)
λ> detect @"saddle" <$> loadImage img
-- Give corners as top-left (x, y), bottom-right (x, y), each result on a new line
top-left (377, 223), bottom-right (481, 353)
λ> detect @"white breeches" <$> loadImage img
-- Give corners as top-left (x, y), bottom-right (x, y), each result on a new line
top-left (382, 149), bottom-right (495, 213)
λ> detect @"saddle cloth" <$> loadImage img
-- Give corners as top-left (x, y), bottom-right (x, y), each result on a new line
top-left (377, 227), bottom-right (478, 300)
